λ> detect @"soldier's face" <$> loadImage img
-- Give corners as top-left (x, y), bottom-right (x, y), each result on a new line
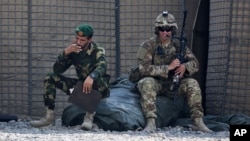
top-left (75, 35), bottom-right (92, 50)
top-left (158, 26), bottom-right (173, 42)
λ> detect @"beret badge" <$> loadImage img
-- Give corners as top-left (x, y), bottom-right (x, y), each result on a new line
top-left (77, 31), bottom-right (84, 36)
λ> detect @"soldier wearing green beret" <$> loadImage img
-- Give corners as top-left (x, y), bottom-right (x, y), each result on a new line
top-left (30, 24), bottom-right (110, 130)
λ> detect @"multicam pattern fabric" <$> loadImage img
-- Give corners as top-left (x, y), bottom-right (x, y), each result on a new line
top-left (136, 36), bottom-right (204, 119)
top-left (43, 42), bottom-right (110, 110)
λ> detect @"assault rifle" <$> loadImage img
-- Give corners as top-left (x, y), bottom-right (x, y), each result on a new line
top-left (170, 10), bottom-right (188, 91)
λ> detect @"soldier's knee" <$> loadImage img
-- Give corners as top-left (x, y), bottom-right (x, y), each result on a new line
top-left (137, 77), bottom-right (155, 89)
top-left (137, 77), bottom-right (161, 96)
top-left (185, 78), bottom-right (198, 84)
top-left (179, 78), bottom-right (201, 94)
top-left (183, 78), bottom-right (200, 88)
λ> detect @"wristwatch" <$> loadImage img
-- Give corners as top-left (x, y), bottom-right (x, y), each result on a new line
top-left (89, 73), bottom-right (96, 80)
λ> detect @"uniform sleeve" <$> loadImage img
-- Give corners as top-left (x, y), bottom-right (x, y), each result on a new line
top-left (91, 46), bottom-right (107, 79)
top-left (182, 47), bottom-right (199, 76)
top-left (53, 51), bottom-right (72, 74)
top-left (137, 41), bottom-right (169, 78)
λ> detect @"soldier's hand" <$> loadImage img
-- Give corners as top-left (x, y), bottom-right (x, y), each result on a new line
top-left (83, 76), bottom-right (94, 93)
top-left (64, 44), bottom-right (82, 55)
top-left (175, 64), bottom-right (186, 78)
top-left (168, 59), bottom-right (181, 71)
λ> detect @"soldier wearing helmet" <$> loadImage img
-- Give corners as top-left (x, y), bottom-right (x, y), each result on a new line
top-left (154, 11), bottom-right (178, 36)
top-left (130, 11), bottom-right (212, 133)
top-left (30, 23), bottom-right (110, 130)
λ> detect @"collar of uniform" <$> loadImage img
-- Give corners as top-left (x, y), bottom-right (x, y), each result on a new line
top-left (162, 42), bottom-right (170, 48)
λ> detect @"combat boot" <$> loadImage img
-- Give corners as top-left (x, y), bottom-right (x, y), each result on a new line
top-left (193, 117), bottom-right (213, 133)
top-left (81, 112), bottom-right (96, 130)
top-left (30, 107), bottom-right (55, 128)
top-left (143, 118), bottom-right (156, 132)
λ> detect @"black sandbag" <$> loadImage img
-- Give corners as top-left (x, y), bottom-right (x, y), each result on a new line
top-left (213, 113), bottom-right (250, 125)
top-left (0, 113), bottom-right (18, 122)
top-left (62, 77), bottom-right (184, 131)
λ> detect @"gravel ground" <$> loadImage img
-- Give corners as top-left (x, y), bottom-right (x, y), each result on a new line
top-left (0, 118), bottom-right (230, 141)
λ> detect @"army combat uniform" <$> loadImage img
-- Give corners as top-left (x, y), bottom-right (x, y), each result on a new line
top-left (44, 41), bottom-right (110, 110)
top-left (30, 24), bottom-right (110, 130)
top-left (137, 36), bottom-right (202, 119)
top-left (133, 11), bottom-right (212, 133)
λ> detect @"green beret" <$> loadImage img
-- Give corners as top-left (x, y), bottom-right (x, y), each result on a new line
top-left (75, 24), bottom-right (94, 38)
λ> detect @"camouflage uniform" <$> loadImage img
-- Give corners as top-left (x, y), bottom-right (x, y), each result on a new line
top-left (136, 36), bottom-right (203, 120)
top-left (132, 11), bottom-right (212, 133)
top-left (30, 23), bottom-right (110, 130)
top-left (44, 41), bottom-right (110, 110)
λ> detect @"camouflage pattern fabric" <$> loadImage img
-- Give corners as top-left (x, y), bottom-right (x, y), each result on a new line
top-left (43, 41), bottom-right (110, 110)
top-left (136, 37), bottom-right (203, 119)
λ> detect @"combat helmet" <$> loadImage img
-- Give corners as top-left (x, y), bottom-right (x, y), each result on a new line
top-left (155, 11), bottom-right (178, 29)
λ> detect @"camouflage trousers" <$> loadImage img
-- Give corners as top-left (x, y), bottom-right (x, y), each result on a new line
top-left (137, 77), bottom-right (204, 119)
top-left (43, 73), bottom-right (79, 110)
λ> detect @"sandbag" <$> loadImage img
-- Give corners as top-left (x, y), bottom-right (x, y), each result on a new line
top-left (61, 77), bottom-right (250, 132)
top-left (62, 77), bottom-right (185, 131)
top-left (0, 113), bottom-right (18, 122)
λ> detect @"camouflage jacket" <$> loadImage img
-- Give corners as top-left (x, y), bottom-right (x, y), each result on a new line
top-left (137, 36), bottom-right (199, 81)
top-left (53, 41), bottom-right (110, 96)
